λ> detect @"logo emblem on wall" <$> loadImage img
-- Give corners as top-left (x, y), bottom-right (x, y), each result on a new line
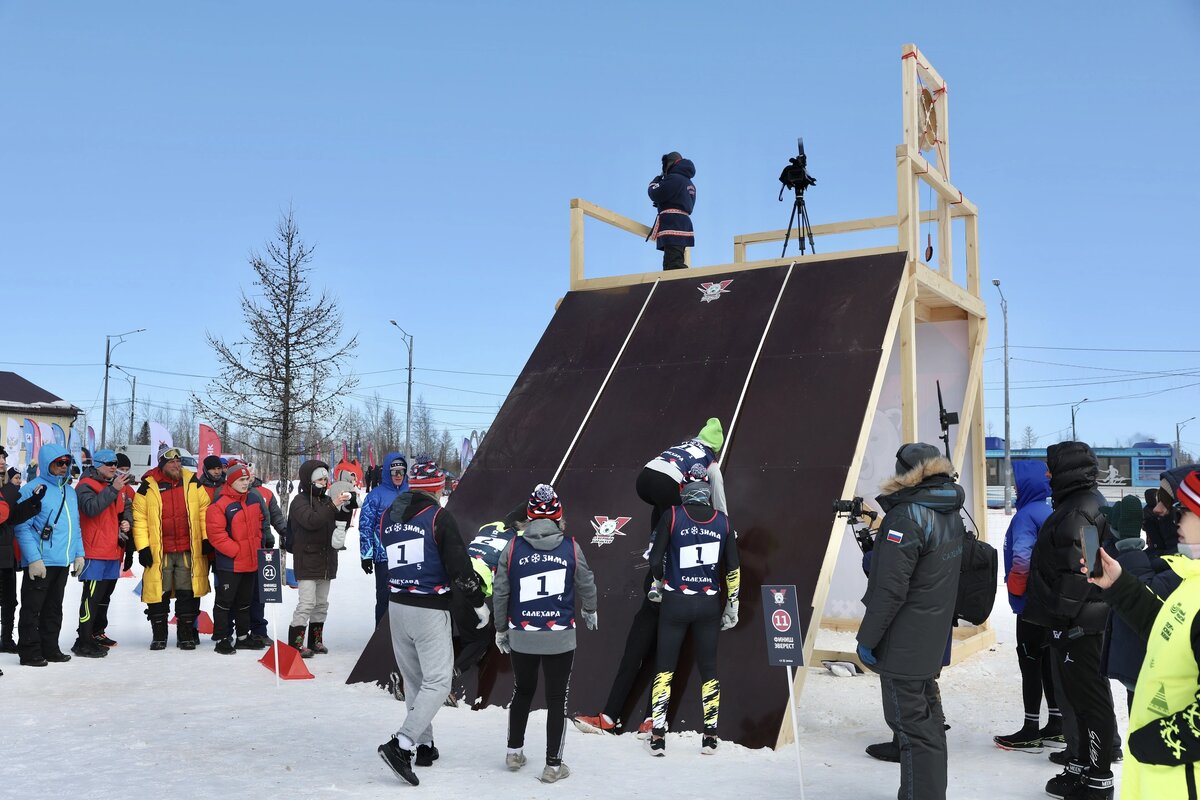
top-left (697, 280), bottom-right (733, 303)
top-left (590, 516), bottom-right (632, 547)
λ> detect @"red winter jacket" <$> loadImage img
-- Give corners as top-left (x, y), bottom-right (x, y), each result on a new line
top-left (77, 476), bottom-right (126, 561)
top-left (206, 489), bottom-right (266, 573)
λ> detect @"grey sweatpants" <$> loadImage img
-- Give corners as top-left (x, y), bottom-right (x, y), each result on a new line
top-left (881, 676), bottom-right (947, 800)
top-left (389, 602), bottom-right (453, 747)
top-left (290, 580), bottom-right (331, 626)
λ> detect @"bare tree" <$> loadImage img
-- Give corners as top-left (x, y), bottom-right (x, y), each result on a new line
top-left (411, 396), bottom-right (436, 458)
top-left (1021, 425), bottom-right (1037, 449)
top-left (196, 211), bottom-right (358, 480)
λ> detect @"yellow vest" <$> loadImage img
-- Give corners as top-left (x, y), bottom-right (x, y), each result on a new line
top-left (1125, 555), bottom-right (1200, 799)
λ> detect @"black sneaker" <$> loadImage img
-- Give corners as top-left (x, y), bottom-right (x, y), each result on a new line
top-left (214, 639), bottom-right (236, 655)
top-left (701, 735), bottom-right (718, 754)
top-left (235, 635), bottom-right (267, 651)
top-left (43, 651), bottom-right (72, 663)
top-left (93, 632), bottom-right (118, 648)
top-left (20, 656), bottom-right (48, 667)
top-left (1045, 763), bottom-right (1085, 799)
top-left (993, 728), bottom-right (1042, 753)
top-left (649, 730), bottom-right (666, 757)
top-left (150, 640), bottom-right (167, 651)
top-left (379, 736), bottom-right (419, 786)
top-left (415, 742), bottom-right (439, 767)
top-left (71, 640), bottom-right (108, 659)
top-left (865, 740), bottom-right (900, 763)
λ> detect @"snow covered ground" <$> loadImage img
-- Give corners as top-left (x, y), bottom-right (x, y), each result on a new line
top-left (1, 508), bottom-right (1127, 798)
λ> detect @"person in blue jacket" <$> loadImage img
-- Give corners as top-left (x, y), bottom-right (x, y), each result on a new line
top-left (994, 460), bottom-right (1059, 752)
top-left (14, 443), bottom-right (84, 666)
top-left (359, 452), bottom-right (407, 625)
top-left (647, 152), bottom-right (696, 271)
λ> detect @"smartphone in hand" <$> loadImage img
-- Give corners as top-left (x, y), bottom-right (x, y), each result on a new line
top-left (1080, 525), bottom-right (1102, 577)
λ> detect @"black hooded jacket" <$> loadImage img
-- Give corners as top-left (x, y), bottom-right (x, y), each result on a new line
top-left (647, 158), bottom-right (696, 250)
top-left (858, 459), bottom-right (966, 681)
top-left (287, 460), bottom-right (339, 581)
top-left (0, 479), bottom-right (42, 569)
top-left (386, 490), bottom-right (482, 611)
top-left (1023, 442), bottom-right (1112, 633)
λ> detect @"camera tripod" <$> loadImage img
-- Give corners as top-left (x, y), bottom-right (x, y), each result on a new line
top-left (781, 186), bottom-right (816, 258)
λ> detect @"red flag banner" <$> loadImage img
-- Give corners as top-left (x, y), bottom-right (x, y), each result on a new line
top-left (198, 424), bottom-right (222, 463)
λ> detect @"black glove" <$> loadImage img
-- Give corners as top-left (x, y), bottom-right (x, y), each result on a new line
top-left (31, 483), bottom-right (46, 498)
top-left (138, 547), bottom-right (153, 567)
top-left (262, 533), bottom-right (276, 549)
top-left (201, 539), bottom-right (215, 557)
top-left (122, 551), bottom-right (134, 572)
top-left (361, 559), bottom-right (374, 575)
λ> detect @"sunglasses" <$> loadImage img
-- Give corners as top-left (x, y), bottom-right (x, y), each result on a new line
top-left (98, 460), bottom-right (118, 467)
top-left (51, 457), bottom-right (72, 467)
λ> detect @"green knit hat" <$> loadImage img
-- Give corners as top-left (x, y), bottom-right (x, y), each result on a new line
top-left (697, 418), bottom-right (724, 452)
top-left (1112, 494), bottom-right (1145, 541)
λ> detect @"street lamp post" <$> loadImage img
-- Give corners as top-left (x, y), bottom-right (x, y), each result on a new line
top-left (388, 320), bottom-right (414, 458)
top-left (992, 280), bottom-right (1013, 515)
top-left (101, 328), bottom-right (145, 448)
top-left (1071, 398), bottom-right (1089, 441)
top-left (1177, 417), bottom-right (1196, 465)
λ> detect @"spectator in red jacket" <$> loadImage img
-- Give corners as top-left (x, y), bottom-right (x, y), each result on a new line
top-left (206, 463), bottom-right (269, 655)
top-left (72, 449), bottom-right (132, 658)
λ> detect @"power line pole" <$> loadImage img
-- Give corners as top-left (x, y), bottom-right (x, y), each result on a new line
top-left (1178, 417), bottom-right (1196, 465)
top-left (1071, 398), bottom-right (1088, 441)
top-left (389, 320), bottom-right (414, 458)
top-left (992, 280), bottom-right (1013, 515)
top-left (100, 328), bottom-right (145, 448)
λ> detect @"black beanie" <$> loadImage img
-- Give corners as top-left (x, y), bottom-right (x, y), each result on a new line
top-left (203, 455), bottom-right (223, 471)
top-left (116, 452), bottom-right (131, 468)
top-left (895, 443), bottom-right (942, 474)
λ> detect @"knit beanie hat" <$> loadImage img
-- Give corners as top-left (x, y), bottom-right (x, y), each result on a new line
top-left (203, 455), bottom-right (223, 471)
top-left (158, 444), bottom-right (182, 463)
top-left (895, 442), bottom-right (941, 474)
top-left (116, 452), bottom-right (131, 468)
top-left (527, 483), bottom-right (563, 520)
top-left (225, 463), bottom-right (251, 485)
top-left (408, 456), bottom-right (446, 493)
top-left (1113, 494), bottom-right (1145, 540)
top-left (1179, 471), bottom-right (1200, 517)
top-left (696, 418), bottom-right (724, 453)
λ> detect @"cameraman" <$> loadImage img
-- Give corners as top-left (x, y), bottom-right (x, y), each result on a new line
top-left (647, 152), bottom-right (696, 271)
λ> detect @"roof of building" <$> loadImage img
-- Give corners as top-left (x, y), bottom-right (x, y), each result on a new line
top-left (0, 371), bottom-right (80, 416)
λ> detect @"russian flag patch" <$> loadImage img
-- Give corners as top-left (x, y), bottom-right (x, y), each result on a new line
top-left (886, 529), bottom-right (903, 544)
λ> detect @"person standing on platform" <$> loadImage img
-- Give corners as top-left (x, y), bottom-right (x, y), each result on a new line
top-left (493, 484), bottom-right (597, 783)
top-left (647, 151), bottom-right (696, 271)
top-left (645, 480), bottom-right (739, 756)
top-left (360, 452), bottom-right (408, 626)
top-left (856, 443), bottom-right (966, 800)
top-left (377, 456), bottom-right (489, 787)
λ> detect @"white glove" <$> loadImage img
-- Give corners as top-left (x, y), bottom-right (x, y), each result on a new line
top-left (495, 631), bottom-right (511, 654)
top-left (721, 600), bottom-right (739, 631)
top-left (71, 556), bottom-right (86, 577)
top-left (581, 609), bottom-right (598, 630)
top-left (474, 603), bottom-right (491, 630)
top-left (647, 579), bottom-right (663, 603)
top-left (28, 560), bottom-right (47, 579)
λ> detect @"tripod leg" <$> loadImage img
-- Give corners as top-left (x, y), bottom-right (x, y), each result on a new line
top-left (781, 201), bottom-right (798, 258)
top-left (798, 196), bottom-right (816, 255)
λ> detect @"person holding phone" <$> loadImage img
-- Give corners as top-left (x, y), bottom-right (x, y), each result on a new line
top-left (71, 449), bottom-right (131, 657)
top-left (1091, 469), bottom-right (1200, 800)
top-left (1023, 442), bottom-right (1119, 800)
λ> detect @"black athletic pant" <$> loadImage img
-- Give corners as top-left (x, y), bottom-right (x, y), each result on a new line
top-left (18, 565), bottom-right (69, 660)
top-left (602, 572), bottom-right (660, 725)
top-left (77, 578), bottom-right (117, 641)
top-left (636, 468), bottom-right (681, 537)
top-left (881, 675), bottom-right (948, 800)
top-left (0, 566), bottom-right (18, 641)
top-left (508, 649), bottom-right (574, 766)
top-left (661, 245), bottom-right (687, 271)
top-left (213, 570), bottom-right (255, 642)
top-left (1015, 615), bottom-right (1057, 723)
top-left (652, 593), bottom-right (721, 733)
top-left (452, 592), bottom-right (493, 679)
top-left (1052, 632), bottom-right (1116, 774)
top-left (374, 565), bottom-right (390, 625)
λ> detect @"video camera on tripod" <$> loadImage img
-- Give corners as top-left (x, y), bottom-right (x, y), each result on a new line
top-left (833, 496), bottom-right (878, 554)
top-left (777, 138), bottom-right (817, 257)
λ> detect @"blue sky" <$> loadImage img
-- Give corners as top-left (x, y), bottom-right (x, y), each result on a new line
top-left (1, 2), bottom-right (1197, 452)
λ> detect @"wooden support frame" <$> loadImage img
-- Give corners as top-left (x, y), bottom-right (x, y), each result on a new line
top-left (561, 44), bottom-right (989, 750)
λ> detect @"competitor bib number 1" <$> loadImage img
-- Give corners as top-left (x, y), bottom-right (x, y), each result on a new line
top-left (519, 568), bottom-right (566, 602)
top-left (387, 536), bottom-right (425, 568)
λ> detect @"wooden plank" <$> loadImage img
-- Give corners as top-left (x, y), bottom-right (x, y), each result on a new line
top-left (571, 197), bottom-right (652, 238)
top-left (950, 627), bottom-right (996, 665)
top-left (904, 43), bottom-right (948, 99)
top-left (923, 306), bottom-right (967, 322)
top-left (937, 197), bottom-right (952, 279)
top-left (952, 315), bottom-right (988, 470)
top-left (778, 267), bottom-right (913, 748)
top-left (898, 146), bottom-right (980, 217)
top-left (914, 263), bottom-right (986, 318)
top-left (571, 246), bottom-right (900, 292)
top-left (733, 241), bottom-right (746, 263)
top-left (901, 44), bottom-right (919, 154)
top-left (570, 205), bottom-right (585, 289)
top-left (900, 269), bottom-right (918, 442)
top-left (965, 212), bottom-right (980, 297)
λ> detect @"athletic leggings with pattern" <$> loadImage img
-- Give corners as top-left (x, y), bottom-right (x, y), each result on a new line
top-left (651, 593), bottom-right (721, 734)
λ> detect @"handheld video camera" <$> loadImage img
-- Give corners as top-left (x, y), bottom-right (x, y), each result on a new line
top-left (833, 497), bottom-right (878, 554)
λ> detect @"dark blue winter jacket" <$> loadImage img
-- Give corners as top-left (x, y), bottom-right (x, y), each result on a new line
top-left (358, 452), bottom-right (407, 563)
top-left (647, 158), bottom-right (696, 250)
top-left (1002, 460), bottom-right (1052, 614)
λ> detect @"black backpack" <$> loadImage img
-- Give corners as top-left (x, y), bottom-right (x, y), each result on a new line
top-left (955, 526), bottom-right (998, 626)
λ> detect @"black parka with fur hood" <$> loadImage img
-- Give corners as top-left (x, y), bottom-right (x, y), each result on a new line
top-left (857, 454), bottom-right (966, 680)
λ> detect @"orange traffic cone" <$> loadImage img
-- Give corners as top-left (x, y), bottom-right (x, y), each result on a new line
top-left (259, 640), bottom-right (314, 680)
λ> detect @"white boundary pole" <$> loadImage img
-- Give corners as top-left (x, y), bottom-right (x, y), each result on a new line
top-left (272, 550), bottom-right (280, 688)
top-left (786, 665), bottom-right (806, 799)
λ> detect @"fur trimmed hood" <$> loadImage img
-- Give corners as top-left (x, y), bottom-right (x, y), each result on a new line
top-left (879, 455), bottom-right (956, 496)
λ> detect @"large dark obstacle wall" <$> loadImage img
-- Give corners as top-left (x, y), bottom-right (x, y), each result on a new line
top-left (357, 253), bottom-right (905, 749)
